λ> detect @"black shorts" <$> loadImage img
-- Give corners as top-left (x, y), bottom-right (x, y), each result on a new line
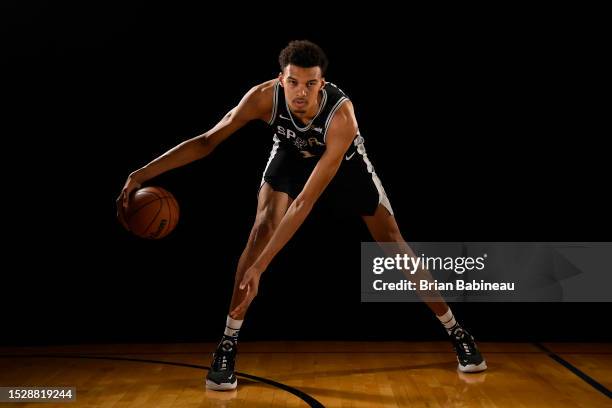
top-left (259, 138), bottom-right (393, 216)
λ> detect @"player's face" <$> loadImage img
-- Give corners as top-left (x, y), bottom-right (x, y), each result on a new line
top-left (279, 65), bottom-right (325, 114)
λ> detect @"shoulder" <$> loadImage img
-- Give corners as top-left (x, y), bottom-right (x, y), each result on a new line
top-left (327, 100), bottom-right (357, 139)
top-left (251, 79), bottom-right (277, 96)
top-left (236, 79), bottom-right (278, 122)
top-left (245, 79), bottom-right (277, 105)
top-left (324, 82), bottom-right (352, 129)
top-left (324, 82), bottom-right (349, 99)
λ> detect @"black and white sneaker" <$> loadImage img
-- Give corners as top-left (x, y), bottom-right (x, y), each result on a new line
top-left (450, 326), bottom-right (487, 373)
top-left (205, 337), bottom-right (238, 390)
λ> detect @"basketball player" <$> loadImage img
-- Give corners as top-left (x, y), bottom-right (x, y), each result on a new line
top-left (117, 40), bottom-right (487, 390)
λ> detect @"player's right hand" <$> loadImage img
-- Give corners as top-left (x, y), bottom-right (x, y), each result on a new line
top-left (116, 175), bottom-right (142, 230)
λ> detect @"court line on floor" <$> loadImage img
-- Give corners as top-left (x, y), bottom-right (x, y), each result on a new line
top-left (3, 350), bottom-right (612, 355)
top-left (0, 354), bottom-right (326, 408)
top-left (533, 343), bottom-right (611, 399)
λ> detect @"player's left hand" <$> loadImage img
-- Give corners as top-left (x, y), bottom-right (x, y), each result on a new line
top-left (230, 266), bottom-right (264, 319)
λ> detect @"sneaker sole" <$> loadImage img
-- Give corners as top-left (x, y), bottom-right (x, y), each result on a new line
top-left (206, 379), bottom-right (238, 391)
top-left (458, 360), bottom-right (487, 373)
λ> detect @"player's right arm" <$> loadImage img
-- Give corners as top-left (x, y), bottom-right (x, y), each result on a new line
top-left (117, 80), bottom-right (274, 227)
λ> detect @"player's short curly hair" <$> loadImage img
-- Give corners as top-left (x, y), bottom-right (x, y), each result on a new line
top-left (279, 40), bottom-right (328, 76)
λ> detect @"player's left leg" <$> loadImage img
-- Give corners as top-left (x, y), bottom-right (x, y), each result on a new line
top-left (362, 204), bottom-right (487, 372)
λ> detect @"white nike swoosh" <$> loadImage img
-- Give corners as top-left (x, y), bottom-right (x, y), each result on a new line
top-left (279, 114), bottom-right (291, 120)
top-left (345, 152), bottom-right (356, 160)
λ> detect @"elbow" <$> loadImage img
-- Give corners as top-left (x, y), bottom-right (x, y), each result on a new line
top-left (196, 135), bottom-right (216, 156)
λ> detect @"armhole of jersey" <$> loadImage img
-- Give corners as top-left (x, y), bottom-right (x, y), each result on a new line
top-left (323, 97), bottom-right (349, 143)
top-left (267, 81), bottom-right (279, 125)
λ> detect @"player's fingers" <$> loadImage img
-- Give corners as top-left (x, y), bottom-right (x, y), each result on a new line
top-left (119, 210), bottom-right (129, 230)
top-left (229, 307), bottom-right (241, 320)
top-left (230, 304), bottom-right (243, 319)
top-left (239, 273), bottom-right (251, 290)
top-left (231, 286), bottom-right (250, 317)
top-left (116, 204), bottom-right (129, 230)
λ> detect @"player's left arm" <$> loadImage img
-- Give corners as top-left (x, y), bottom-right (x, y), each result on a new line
top-left (230, 101), bottom-right (358, 317)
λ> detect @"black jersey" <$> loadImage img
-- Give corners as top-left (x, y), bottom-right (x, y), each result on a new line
top-left (267, 81), bottom-right (354, 158)
top-left (260, 81), bottom-right (393, 216)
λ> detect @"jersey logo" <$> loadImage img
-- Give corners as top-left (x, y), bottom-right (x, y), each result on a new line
top-left (308, 137), bottom-right (325, 147)
top-left (279, 114), bottom-right (291, 120)
top-left (345, 152), bottom-right (356, 161)
top-left (277, 125), bottom-right (296, 139)
top-left (313, 127), bottom-right (323, 133)
top-left (294, 137), bottom-right (308, 149)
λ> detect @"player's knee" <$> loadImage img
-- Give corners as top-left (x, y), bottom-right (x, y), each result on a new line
top-left (253, 220), bottom-right (274, 238)
top-left (252, 211), bottom-right (278, 240)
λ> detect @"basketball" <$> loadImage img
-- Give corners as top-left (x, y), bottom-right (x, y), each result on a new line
top-left (125, 186), bottom-right (179, 239)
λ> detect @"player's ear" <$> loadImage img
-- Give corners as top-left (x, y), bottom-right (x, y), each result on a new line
top-left (278, 72), bottom-right (284, 87)
top-left (321, 78), bottom-right (326, 88)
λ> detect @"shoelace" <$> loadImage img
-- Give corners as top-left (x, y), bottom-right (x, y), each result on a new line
top-left (460, 341), bottom-right (474, 356)
top-left (213, 352), bottom-right (230, 371)
top-left (453, 329), bottom-right (476, 356)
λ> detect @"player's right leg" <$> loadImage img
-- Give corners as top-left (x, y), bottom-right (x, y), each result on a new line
top-left (227, 182), bottom-right (293, 318)
top-left (205, 182), bottom-right (293, 390)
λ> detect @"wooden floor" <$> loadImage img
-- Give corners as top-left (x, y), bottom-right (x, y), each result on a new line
top-left (0, 342), bottom-right (610, 407)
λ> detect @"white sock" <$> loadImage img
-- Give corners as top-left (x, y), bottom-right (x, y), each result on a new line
top-left (223, 315), bottom-right (243, 338)
top-left (437, 308), bottom-right (459, 335)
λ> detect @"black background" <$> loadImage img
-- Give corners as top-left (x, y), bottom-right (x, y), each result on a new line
top-left (3, 2), bottom-right (609, 345)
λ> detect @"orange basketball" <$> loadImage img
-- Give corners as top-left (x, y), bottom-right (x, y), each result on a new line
top-left (126, 186), bottom-right (179, 239)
